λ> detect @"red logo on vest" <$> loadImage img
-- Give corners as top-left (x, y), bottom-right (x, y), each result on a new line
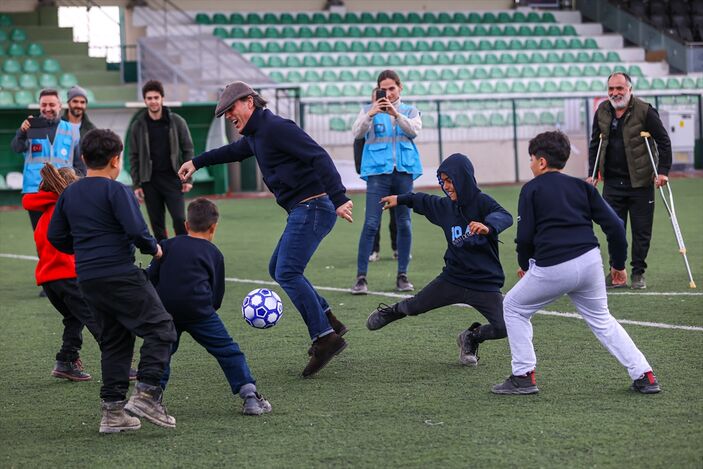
top-left (31, 143), bottom-right (43, 153)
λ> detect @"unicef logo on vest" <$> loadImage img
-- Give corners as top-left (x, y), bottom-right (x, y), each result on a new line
top-left (61, 148), bottom-right (68, 156)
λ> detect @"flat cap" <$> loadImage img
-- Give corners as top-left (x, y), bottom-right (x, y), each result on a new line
top-left (215, 81), bottom-right (257, 117)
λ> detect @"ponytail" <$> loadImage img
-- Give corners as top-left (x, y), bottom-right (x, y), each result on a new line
top-left (38, 163), bottom-right (77, 195)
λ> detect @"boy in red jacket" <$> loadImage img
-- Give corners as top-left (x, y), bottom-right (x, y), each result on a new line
top-left (22, 163), bottom-right (100, 381)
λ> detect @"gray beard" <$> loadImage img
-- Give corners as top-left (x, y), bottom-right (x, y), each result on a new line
top-left (609, 94), bottom-right (630, 110)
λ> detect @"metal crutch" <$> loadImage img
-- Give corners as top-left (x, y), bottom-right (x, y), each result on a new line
top-left (591, 134), bottom-right (604, 182)
top-left (640, 131), bottom-right (696, 288)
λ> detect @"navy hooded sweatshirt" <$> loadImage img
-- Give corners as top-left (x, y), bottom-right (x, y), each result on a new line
top-left (193, 107), bottom-right (350, 212)
top-left (396, 153), bottom-right (513, 291)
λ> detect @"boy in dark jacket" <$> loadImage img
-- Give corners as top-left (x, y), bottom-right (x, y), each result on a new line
top-left (48, 128), bottom-right (178, 433)
top-left (368, 153), bottom-right (513, 366)
top-left (491, 130), bottom-right (660, 395)
top-left (147, 198), bottom-right (271, 416)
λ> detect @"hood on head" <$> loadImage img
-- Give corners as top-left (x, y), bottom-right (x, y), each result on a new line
top-left (436, 153), bottom-right (480, 206)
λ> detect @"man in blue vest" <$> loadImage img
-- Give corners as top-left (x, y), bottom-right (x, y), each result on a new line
top-left (11, 88), bottom-right (83, 229)
top-left (350, 70), bottom-right (423, 294)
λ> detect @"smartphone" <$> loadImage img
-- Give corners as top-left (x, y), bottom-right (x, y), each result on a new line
top-left (375, 89), bottom-right (386, 101)
top-left (29, 116), bottom-right (51, 128)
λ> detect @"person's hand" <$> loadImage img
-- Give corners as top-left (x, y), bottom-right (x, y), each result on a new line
top-left (182, 182), bottom-right (193, 193)
top-left (336, 200), bottom-right (353, 223)
top-left (586, 176), bottom-right (598, 187)
top-left (379, 98), bottom-right (399, 117)
top-left (134, 187), bottom-right (144, 201)
top-left (154, 244), bottom-right (163, 259)
top-left (380, 195), bottom-right (398, 210)
top-left (20, 116), bottom-right (33, 133)
top-left (517, 268), bottom-right (526, 279)
top-left (368, 100), bottom-right (384, 117)
top-left (178, 161), bottom-right (196, 182)
top-left (468, 221), bottom-right (489, 235)
top-left (655, 174), bottom-right (668, 188)
top-left (610, 267), bottom-right (627, 286)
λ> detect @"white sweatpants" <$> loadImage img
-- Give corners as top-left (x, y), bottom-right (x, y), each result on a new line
top-left (503, 248), bottom-right (652, 380)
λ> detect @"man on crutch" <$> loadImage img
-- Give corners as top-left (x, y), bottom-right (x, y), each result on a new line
top-left (587, 72), bottom-right (672, 289)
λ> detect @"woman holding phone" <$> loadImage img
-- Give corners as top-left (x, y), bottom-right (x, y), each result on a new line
top-left (350, 70), bottom-right (423, 295)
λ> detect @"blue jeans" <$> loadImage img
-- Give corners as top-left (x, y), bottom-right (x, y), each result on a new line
top-left (269, 196), bottom-right (337, 340)
top-left (357, 171), bottom-right (413, 275)
top-left (160, 313), bottom-right (255, 395)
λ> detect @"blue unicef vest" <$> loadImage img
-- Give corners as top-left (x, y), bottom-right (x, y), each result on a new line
top-left (23, 121), bottom-right (79, 193)
top-left (360, 103), bottom-right (423, 181)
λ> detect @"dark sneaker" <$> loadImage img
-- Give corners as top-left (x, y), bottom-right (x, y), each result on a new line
top-left (491, 371), bottom-right (539, 395)
top-left (242, 393), bottom-right (272, 416)
top-left (308, 310), bottom-right (349, 356)
top-left (393, 250), bottom-right (398, 260)
top-left (351, 275), bottom-right (368, 295)
top-left (39, 288), bottom-right (47, 298)
top-left (396, 273), bottom-right (414, 292)
top-left (457, 322), bottom-right (482, 366)
top-left (631, 371), bottom-right (661, 394)
top-left (99, 400), bottom-right (141, 434)
top-left (52, 359), bottom-right (92, 381)
top-left (605, 272), bottom-right (627, 289)
top-left (368, 251), bottom-right (380, 262)
top-left (303, 332), bottom-right (347, 378)
top-left (366, 303), bottom-right (405, 331)
top-left (124, 382), bottom-right (176, 429)
top-left (631, 274), bottom-right (647, 290)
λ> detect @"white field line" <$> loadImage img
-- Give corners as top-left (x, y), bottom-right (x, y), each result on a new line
top-left (2, 254), bottom-right (701, 331)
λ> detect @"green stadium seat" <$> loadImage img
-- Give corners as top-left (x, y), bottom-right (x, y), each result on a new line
top-left (320, 70), bottom-right (336, 82)
top-left (230, 27), bottom-right (245, 39)
top-left (526, 12), bottom-right (541, 23)
top-left (228, 13), bottom-right (244, 24)
top-left (248, 27), bottom-right (264, 39)
top-left (472, 113), bottom-right (489, 127)
top-left (14, 89), bottom-right (33, 105)
top-left (584, 39), bottom-right (598, 49)
top-left (1, 73), bottom-right (19, 89)
top-left (569, 38), bottom-right (584, 49)
top-left (543, 12), bottom-right (557, 23)
top-left (355, 70), bottom-right (373, 82)
top-left (23, 58), bottom-right (40, 73)
top-left (628, 65), bottom-right (643, 77)
top-left (497, 12), bottom-right (512, 23)
top-left (474, 68), bottom-right (489, 79)
top-left (461, 81), bottom-right (478, 93)
top-left (39, 73), bottom-right (58, 88)
top-left (478, 40), bottom-right (492, 51)
top-left (406, 12), bottom-right (422, 23)
top-left (511, 81), bottom-right (527, 93)
top-left (360, 12), bottom-right (375, 23)
top-left (561, 52), bottom-right (577, 63)
top-left (606, 52), bottom-right (621, 62)
top-left (513, 11), bottom-right (527, 23)
top-left (211, 13), bottom-right (227, 25)
top-left (297, 27), bottom-right (313, 38)
top-left (575, 80), bottom-right (590, 91)
top-left (301, 70), bottom-right (318, 82)
top-left (454, 114), bottom-right (471, 127)
top-left (517, 25), bottom-right (533, 36)
top-left (489, 113), bottom-right (507, 126)
top-left (342, 84), bottom-right (358, 97)
top-left (495, 82), bottom-right (510, 93)
top-left (583, 65), bottom-right (598, 76)
top-left (366, 41), bottom-right (381, 52)
top-left (330, 26), bottom-right (345, 38)
top-left (559, 81), bottom-right (575, 92)
top-left (8, 42), bottom-right (25, 56)
top-left (410, 83), bottom-right (428, 95)
top-left (451, 53), bottom-right (466, 65)
top-left (597, 65), bottom-right (612, 76)
top-left (338, 70), bottom-right (354, 82)
top-left (18, 73), bottom-right (37, 89)
top-left (281, 27), bottom-right (297, 38)
top-left (505, 66), bottom-right (521, 78)
top-left (248, 56), bottom-right (264, 67)
top-left (379, 26), bottom-right (394, 38)
top-left (478, 82), bottom-right (494, 93)
top-left (547, 25), bottom-right (561, 36)
top-left (2, 58), bottom-right (21, 73)
top-left (524, 39), bottom-right (539, 50)
top-left (0, 13), bottom-right (13, 27)
top-left (354, 55), bottom-right (370, 67)
top-left (262, 27), bottom-right (278, 39)
top-left (452, 12), bottom-right (467, 23)
top-left (439, 114), bottom-right (455, 128)
top-left (437, 12), bottom-right (452, 23)
top-left (554, 39), bottom-right (568, 49)
top-left (10, 28), bottom-right (27, 42)
top-left (514, 52), bottom-right (530, 64)
top-left (445, 82), bottom-right (461, 94)
top-left (527, 81), bottom-right (542, 93)
top-left (0, 90), bottom-right (12, 105)
top-left (591, 80), bottom-right (604, 92)
top-left (314, 26), bottom-right (329, 38)
top-left (329, 12), bottom-right (344, 24)
top-left (422, 12), bottom-right (437, 23)
top-left (305, 84), bottom-right (322, 97)
top-left (422, 115), bottom-right (437, 128)
top-left (248, 42), bottom-right (264, 54)
top-left (483, 12), bottom-right (497, 23)
top-left (440, 69), bottom-right (456, 81)
top-left (268, 71), bottom-right (285, 82)
top-left (540, 111), bottom-right (557, 125)
top-left (521, 111), bottom-right (539, 125)
top-left (286, 56), bottom-right (303, 67)
top-left (323, 84), bottom-right (341, 97)
top-left (286, 70), bottom-right (303, 82)
top-left (376, 12), bottom-right (391, 23)
top-left (333, 55), bottom-right (350, 67)
top-left (666, 77), bottom-right (681, 89)
top-left (484, 53), bottom-right (499, 65)
top-left (522, 66), bottom-right (537, 78)
top-left (263, 56), bottom-right (281, 67)
top-left (494, 39), bottom-right (509, 51)
top-left (427, 82), bottom-right (443, 95)
top-left (474, 25), bottom-right (489, 36)
top-left (212, 27), bottom-right (228, 39)
top-left (246, 13), bottom-right (262, 23)
top-left (575, 51), bottom-right (590, 62)
top-left (543, 81), bottom-right (559, 92)
top-left (265, 42), bottom-right (281, 53)
top-left (391, 12), bottom-right (405, 23)
top-left (298, 41), bottom-right (314, 53)
top-left (538, 39), bottom-right (553, 50)
top-left (489, 67), bottom-right (505, 79)
top-left (388, 55), bottom-right (403, 66)
top-left (591, 52), bottom-right (606, 63)
top-left (533, 25), bottom-right (547, 36)
top-left (681, 77), bottom-right (696, 89)
top-left (467, 12), bottom-right (481, 23)
top-left (362, 27), bottom-right (379, 38)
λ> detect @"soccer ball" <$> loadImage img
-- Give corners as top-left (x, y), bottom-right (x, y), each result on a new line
top-left (242, 288), bottom-right (283, 329)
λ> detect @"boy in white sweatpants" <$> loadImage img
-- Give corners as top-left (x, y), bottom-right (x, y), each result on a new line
top-left (492, 130), bottom-right (660, 395)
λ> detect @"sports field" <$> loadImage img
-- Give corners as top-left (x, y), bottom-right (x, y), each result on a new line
top-left (1, 178), bottom-right (702, 468)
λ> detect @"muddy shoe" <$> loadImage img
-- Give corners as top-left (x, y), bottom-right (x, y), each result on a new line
top-left (396, 273), bottom-right (414, 292)
top-left (303, 332), bottom-right (347, 378)
top-left (351, 275), bottom-right (368, 295)
top-left (457, 322), bottom-right (482, 366)
top-left (631, 371), bottom-right (660, 394)
top-left (124, 382), bottom-right (176, 429)
top-left (366, 303), bottom-right (405, 331)
top-left (491, 371), bottom-right (539, 395)
top-left (99, 400), bottom-right (141, 434)
top-left (52, 359), bottom-right (92, 382)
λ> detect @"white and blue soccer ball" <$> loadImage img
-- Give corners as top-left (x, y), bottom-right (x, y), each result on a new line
top-left (242, 288), bottom-right (283, 329)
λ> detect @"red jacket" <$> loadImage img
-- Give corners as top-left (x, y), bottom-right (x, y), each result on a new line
top-left (22, 191), bottom-right (77, 284)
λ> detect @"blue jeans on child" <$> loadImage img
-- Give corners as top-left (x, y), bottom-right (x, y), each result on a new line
top-left (269, 195), bottom-right (337, 340)
top-left (357, 170), bottom-right (413, 275)
top-left (160, 313), bottom-right (255, 395)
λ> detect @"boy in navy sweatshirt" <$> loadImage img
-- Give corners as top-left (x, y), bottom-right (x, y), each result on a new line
top-left (48, 128), bottom-right (178, 433)
top-left (491, 130), bottom-right (660, 395)
top-left (367, 153), bottom-right (513, 366)
top-left (147, 198), bottom-right (271, 416)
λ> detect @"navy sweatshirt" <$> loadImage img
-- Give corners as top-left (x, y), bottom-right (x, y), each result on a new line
top-left (48, 177), bottom-right (158, 281)
top-left (193, 108), bottom-right (350, 212)
top-left (147, 235), bottom-right (224, 323)
top-left (397, 153), bottom-right (513, 291)
top-left (516, 171), bottom-right (627, 271)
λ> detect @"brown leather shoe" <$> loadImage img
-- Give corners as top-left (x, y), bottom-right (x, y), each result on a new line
top-left (303, 332), bottom-right (347, 378)
top-left (308, 311), bottom-right (348, 356)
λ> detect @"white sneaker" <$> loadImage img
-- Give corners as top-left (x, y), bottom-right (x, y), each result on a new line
top-left (369, 251), bottom-right (380, 262)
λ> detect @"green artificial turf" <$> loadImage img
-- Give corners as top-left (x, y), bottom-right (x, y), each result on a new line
top-left (0, 179), bottom-right (701, 468)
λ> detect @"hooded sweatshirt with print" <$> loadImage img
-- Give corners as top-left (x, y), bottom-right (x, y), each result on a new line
top-left (396, 153), bottom-right (513, 291)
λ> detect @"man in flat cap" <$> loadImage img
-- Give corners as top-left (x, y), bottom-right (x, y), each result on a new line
top-left (130, 79), bottom-right (194, 241)
top-left (62, 85), bottom-right (95, 140)
top-left (179, 81), bottom-right (354, 378)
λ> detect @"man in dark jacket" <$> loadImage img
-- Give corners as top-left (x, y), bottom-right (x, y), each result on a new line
top-left (367, 153), bottom-right (513, 367)
top-left (129, 80), bottom-right (194, 241)
top-left (587, 72), bottom-right (672, 289)
top-left (61, 85), bottom-right (96, 139)
top-left (178, 81), bottom-right (354, 379)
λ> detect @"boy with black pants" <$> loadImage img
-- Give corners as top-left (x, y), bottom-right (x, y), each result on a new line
top-left (48, 128), bottom-right (178, 433)
top-left (147, 198), bottom-right (272, 416)
top-left (367, 153), bottom-right (513, 365)
top-left (492, 130), bottom-right (660, 395)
